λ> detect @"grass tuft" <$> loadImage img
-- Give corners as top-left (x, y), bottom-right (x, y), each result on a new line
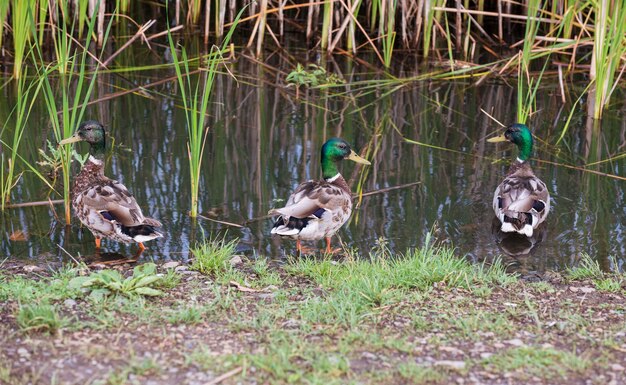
top-left (482, 346), bottom-right (591, 379)
top-left (566, 254), bottom-right (603, 280)
top-left (190, 236), bottom-right (238, 276)
top-left (16, 303), bottom-right (67, 334)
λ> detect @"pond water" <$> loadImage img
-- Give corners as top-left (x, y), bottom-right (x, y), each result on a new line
top-left (1, 51), bottom-right (625, 274)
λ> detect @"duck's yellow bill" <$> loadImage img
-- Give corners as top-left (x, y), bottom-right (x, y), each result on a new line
top-left (487, 134), bottom-right (507, 143)
top-left (347, 150), bottom-right (371, 165)
top-left (59, 135), bottom-right (82, 145)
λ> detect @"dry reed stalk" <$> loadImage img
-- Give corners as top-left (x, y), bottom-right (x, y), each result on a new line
top-left (204, 0), bottom-right (210, 44)
top-left (102, 19), bottom-right (156, 67)
top-left (413, 0), bottom-right (424, 48)
top-left (557, 64), bottom-right (566, 103)
top-left (321, 0), bottom-right (333, 51)
top-left (329, 0), bottom-right (360, 52)
top-left (497, 0), bottom-right (503, 42)
top-left (175, 0), bottom-right (180, 25)
top-left (278, 0), bottom-right (284, 36)
top-left (217, 0), bottom-right (227, 37)
top-left (455, 0), bottom-right (461, 50)
top-left (332, 0), bottom-right (384, 62)
top-left (433, 7), bottom-right (558, 24)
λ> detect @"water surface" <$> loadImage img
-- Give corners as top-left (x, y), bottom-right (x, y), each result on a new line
top-left (2, 52), bottom-right (625, 274)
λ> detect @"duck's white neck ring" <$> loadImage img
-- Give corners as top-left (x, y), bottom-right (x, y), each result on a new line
top-left (88, 155), bottom-right (104, 165)
top-left (326, 173), bottom-right (341, 183)
top-left (516, 157), bottom-right (524, 163)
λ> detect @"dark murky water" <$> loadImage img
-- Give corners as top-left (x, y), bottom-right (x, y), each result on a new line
top-left (2, 51), bottom-right (625, 273)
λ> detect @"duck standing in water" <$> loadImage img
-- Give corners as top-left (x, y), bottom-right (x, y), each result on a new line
top-left (488, 123), bottom-right (550, 237)
top-left (270, 138), bottom-right (371, 254)
top-left (59, 121), bottom-right (163, 253)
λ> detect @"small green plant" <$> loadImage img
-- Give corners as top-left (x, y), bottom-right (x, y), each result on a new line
top-left (190, 235), bottom-right (238, 276)
top-left (286, 64), bottom-right (344, 98)
top-left (37, 139), bottom-right (88, 180)
top-left (566, 254), bottom-right (603, 280)
top-left (16, 303), bottom-right (67, 334)
top-left (594, 278), bottom-right (622, 292)
top-left (69, 263), bottom-right (165, 299)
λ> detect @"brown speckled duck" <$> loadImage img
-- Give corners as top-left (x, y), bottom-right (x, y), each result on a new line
top-left (488, 123), bottom-right (550, 237)
top-left (59, 121), bottom-right (163, 253)
top-left (269, 138), bottom-right (370, 254)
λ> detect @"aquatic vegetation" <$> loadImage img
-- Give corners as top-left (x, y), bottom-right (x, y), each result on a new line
top-left (516, 0), bottom-right (543, 124)
top-left (0, 1), bottom-right (9, 49)
top-left (590, 0), bottom-right (626, 119)
top-left (0, 70), bottom-right (44, 210)
top-left (34, 8), bottom-right (105, 224)
top-left (36, 139), bottom-right (88, 180)
top-left (68, 263), bottom-right (166, 299)
top-left (9, 0), bottom-right (36, 79)
top-left (167, 7), bottom-right (243, 218)
top-left (286, 64), bottom-right (345, 98)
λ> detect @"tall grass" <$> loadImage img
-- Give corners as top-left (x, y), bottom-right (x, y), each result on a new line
top-left (1, 1), bottom-right (625, 121)
top-left (0, 0), bottom-right (9, 49)
top-left (167, 7), bottom-right (243, 218)
top-left (33, 4), bottom-right (107, 224)
top-left (516, 0), bottom-right (542, 124)
top-left (590, 0), bottom-right (626, 119)
top-left (381, 0), bottom-right (397, 68)
top-left (10, 0), bottom-right (36, 79)
top-left (0, 71), bottom-right (44, 209)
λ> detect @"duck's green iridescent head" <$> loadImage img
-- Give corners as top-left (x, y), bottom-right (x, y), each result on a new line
top-left (487, 123), bottom-right (533, 162)
top-left (59, 120), bottom-right (106, 157)
top-left (320, 138), bottom-right (371, 180)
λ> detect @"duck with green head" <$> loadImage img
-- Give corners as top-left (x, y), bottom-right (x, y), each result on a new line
top-left (269, 138), bottom-right (371, 254)
top-left (59, 121), bottom-right (163, 253)
top-left (488, 123), bottom-right (550, 237)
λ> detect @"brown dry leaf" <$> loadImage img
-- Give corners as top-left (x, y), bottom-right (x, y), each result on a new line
top-left (229, 281), bottom-right (262, 293)
top-left (89, 259), bottom-right (137, 268)
top-left (9, 230), bottom-right (27, 241)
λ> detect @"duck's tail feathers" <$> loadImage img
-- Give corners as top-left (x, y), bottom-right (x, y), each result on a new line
top-left (271, 216), bottom-right (309, 236)
top-left (121, 224), bottom-right (163, 243)
top-left (501, 211), bottom-right (534, 236)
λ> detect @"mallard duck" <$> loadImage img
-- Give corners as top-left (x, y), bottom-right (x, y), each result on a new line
top-left (59, 121), bottom-right (163, 253)
top-left (269, 138), bottom-right (371, 254)
top-left (488, 123), bottom-right (550, 237)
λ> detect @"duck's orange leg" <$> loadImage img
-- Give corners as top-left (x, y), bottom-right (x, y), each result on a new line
top-left (138, 243), bottom-right (146, 252)
top-left (296, 239), bottom-right (302, 255)
top-left (325, 237), bottom-right (332, 254)
top-left (95, 238), bottom-right (101, 249)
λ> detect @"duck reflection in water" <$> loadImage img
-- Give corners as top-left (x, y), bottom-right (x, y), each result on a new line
top-left (491, 217), bottom-right (547, 278)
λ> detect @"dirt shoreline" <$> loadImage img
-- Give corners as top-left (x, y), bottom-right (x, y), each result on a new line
top-left (1, 255), bottom-right (625, 385)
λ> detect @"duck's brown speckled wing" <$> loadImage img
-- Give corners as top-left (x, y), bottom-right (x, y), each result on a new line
top-left (270, 180), bottom-right (351, 220)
